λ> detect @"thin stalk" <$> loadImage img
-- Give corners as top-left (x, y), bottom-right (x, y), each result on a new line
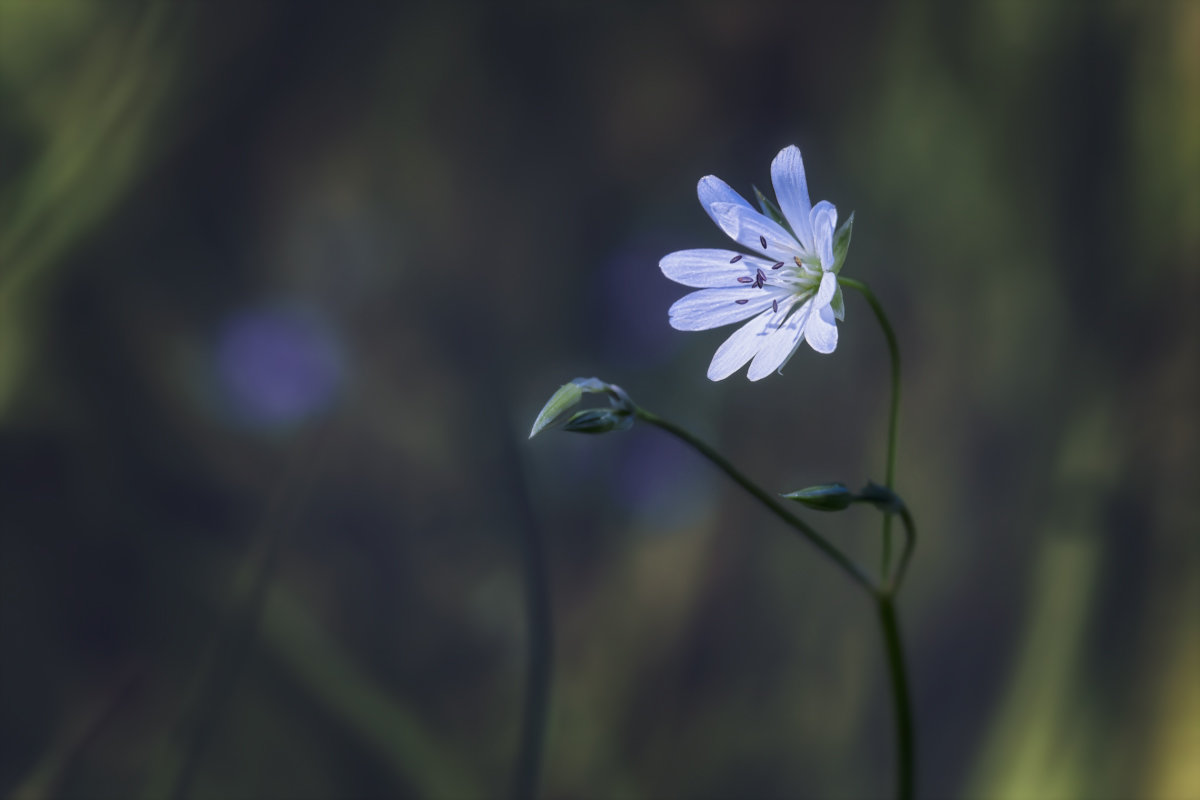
top-left (839, 278), bottom-right (901, 578)
top-left (634, 407), bottom-right (875, 594)
top-left (510, 519), bottom-right (552, 800)
top-left (496, 383), bottom-right (552, 800)
top-left (887, 506), bottom-right (918, 595)
top-left (144, 423), bottom-right (331, 800)
top-left (632, 405), bottom-right (914, 800)
top-left (876, 594), bottom-right (915, 800)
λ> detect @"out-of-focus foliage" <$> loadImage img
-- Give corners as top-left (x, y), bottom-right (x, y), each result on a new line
top-left (0, 1), bottom-right (1196, 798)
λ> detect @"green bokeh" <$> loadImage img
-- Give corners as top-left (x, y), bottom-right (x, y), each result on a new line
top-left (1, 1), bottom-right (1196, 798)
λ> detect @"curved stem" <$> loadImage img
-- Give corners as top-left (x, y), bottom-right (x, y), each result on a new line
top-left (839, 278), bottom-right (901, 578)
top-left (887, 506), bottom-right (918, 594)
top-left (634, 407), bottom-right (876, 594)
top-left (877, 593), bottom-right (915, 800)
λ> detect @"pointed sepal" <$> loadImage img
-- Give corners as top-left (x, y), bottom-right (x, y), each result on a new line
top-left (832, 211), bottom-right (854, 274)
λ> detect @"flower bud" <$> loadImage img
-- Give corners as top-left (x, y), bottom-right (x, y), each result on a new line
top-left (529, 377), bottom-right (636, 439)
top-left (561, 408), bottom-right (633, 434)
top-left (782, 483), bottom-right (855, 511)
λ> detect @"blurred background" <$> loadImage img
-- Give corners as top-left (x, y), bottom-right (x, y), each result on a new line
top-left (1, 1), bottom-right (1197, 798)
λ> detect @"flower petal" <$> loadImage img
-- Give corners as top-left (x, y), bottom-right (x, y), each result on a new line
top-left (706, 308), bottom-right (777, 380)
top-left (698, 176), bottom-right (755, 229)
top-left (747, 299), bottom-right (813, 380)
top-left (771, 146), bottom-right (814, 251)
top-left (668, 286), bottom-right (789, 331)
top-left (813, 269), bottom-right (838, 309)
top-left (804, 303), bottom-right (839, 354)
top-left (659, 249), bottom-right (775, 288)
top-left (830, 284), bottom-right (846, 321)
top-left (709, 202), bottom-right (800, 260)
top-left (811, 201), bottom-right (837, 269)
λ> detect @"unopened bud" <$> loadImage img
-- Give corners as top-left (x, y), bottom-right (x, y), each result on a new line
top-left (561, 408), bottom-right (633, 434)
top-left (529, 377), bottom-right (636, 439)
top-left (782, 483), bottom-right (855, 511)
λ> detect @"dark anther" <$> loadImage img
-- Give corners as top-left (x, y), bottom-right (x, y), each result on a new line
top-left (735, 299), bottom-right (749, 305)
top-left (753, 268), bottom-right (767, 288)
top-left (772, 261), bottom-right (784, 270)
top-left (759, 235), bottom-right (768, 249)
top-left (729, 254), bottom-right (743, 263)
top-left (772, 299), bottom-right (779, 313)
top-left (737, 276), bottom-right (753, 284)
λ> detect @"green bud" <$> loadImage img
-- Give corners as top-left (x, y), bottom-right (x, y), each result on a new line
top-left (832, 211), bottom-right (854, 274)
top-left (782, 482), bottom-right (855, 511)
top-left (529, 377), bottom-right (636, 439)
top-left (561, 408), bottom-right (633, 434)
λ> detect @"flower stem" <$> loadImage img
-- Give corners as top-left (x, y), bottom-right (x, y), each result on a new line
top-left (876, 593), bottom-right (915, 800)
top-left (838, 278), bottom-right (901, 579)
top-left (632, 405), bottom-right (914, 799)
top-left (510, 488), bottom-right (553, 800)
top-left (887, 506), bottom-right (918, 595)
top-left (633, 407), bottom-right (875, 594)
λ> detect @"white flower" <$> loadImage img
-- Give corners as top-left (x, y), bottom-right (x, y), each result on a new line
top-left (660, 145), bottom-right (846, 381)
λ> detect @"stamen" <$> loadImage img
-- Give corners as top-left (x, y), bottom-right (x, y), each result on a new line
top-left (737, 276), bottom-right (753, 284)
top-left (772, 261), bottom-right (784, 270)
top-left (759, 235), bottom-right (768, 249)
top-left (729, 254), bottom-right (743, 263)
top-left (753, 268), bottom-right (766, 289)
top-left (772, 299), bottom-right (779, 313)
top-left (734, 299), bottom-right (749, 305)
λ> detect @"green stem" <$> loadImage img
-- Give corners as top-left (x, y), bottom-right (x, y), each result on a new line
top-left (634, 407), bottom-right (875, 594)
top-left (887, 506), bottom-right (918, 595)
top-left (631, 402), bottom-right (914, 798)
top-left (876, 594), bottom-right (915, 800)
top-left (839, 278), bottom-right (901, 578)
top-left (509, 488), bottom-right (552, 800)
top-left (143, 423), bottom-right (331, 800)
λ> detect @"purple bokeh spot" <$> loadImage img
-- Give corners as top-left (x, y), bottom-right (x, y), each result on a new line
top-left (217, 309), bottom-right (343, 426)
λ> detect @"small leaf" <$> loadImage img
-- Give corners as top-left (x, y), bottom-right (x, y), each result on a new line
top-left (832, 211), bottom-right (854, 274)
top-left (782, 482), bottom-right (855, 511)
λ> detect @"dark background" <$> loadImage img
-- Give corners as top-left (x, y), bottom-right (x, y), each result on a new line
top-left (1, 1), bottom-right (1197, 798)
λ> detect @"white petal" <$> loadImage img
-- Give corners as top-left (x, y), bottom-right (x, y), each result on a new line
top-left (710, 202), bottom-right (800, 260)
top-left (706, 309), bottom-right (777, 380)
top-left (659, 249), bottom-right (775, 288)
top-left (747, 299), bottom-right (813, 380)
top-left (830, 284), bottom-right (846, 321)
top-left (668, 286), bottom-right (789, 331)
top-left (804, 303), bottom-right (839, 354)
top-left (770, 146), bottom-right (814, 251)
top-left (813, 270), bottom-right (838, 308)
top-left (698, 176), bottom-right (755, 230)
top-left (811, 201), bottom-right (837, 269)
